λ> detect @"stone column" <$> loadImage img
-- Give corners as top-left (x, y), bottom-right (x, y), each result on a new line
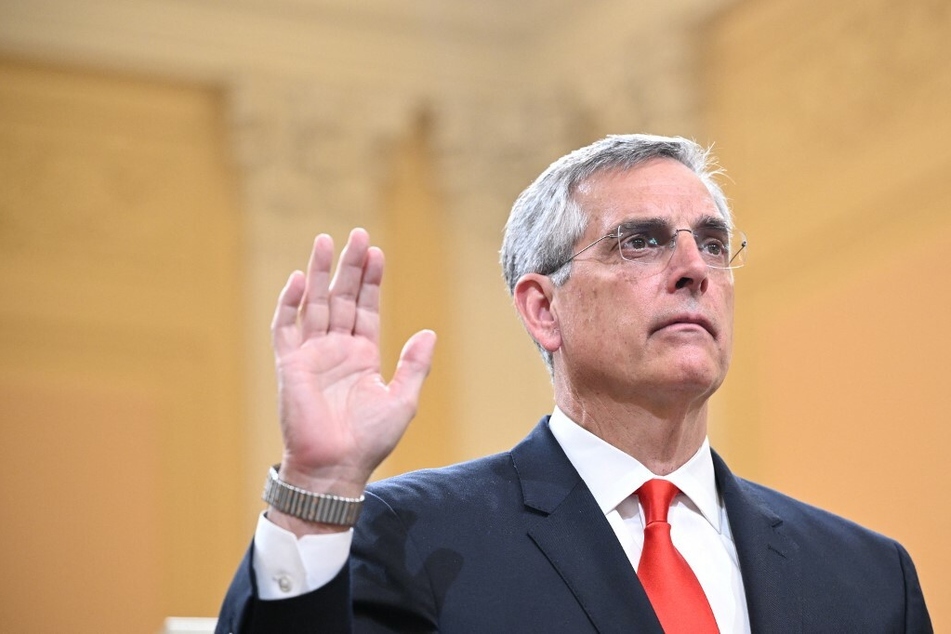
top-left (428, 92), bottom-right (585, 458)
top-left (225, 76), bottom-right (415, 511)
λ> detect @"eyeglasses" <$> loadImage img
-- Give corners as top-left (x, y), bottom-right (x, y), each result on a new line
top-left (550, 221), bottom-right (748, 275)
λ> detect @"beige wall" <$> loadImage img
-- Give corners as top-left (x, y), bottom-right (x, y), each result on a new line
top-left (0, 61), bottom-right (248, 631)
top-left (704, 0), bottom-right (950, 626)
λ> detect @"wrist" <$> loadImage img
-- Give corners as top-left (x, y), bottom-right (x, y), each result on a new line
top-left (278, 458), bottom-right (372, 499)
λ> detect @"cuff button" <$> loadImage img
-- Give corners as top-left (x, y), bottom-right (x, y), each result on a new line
top-left (276, 574), bottom-right (293, 593)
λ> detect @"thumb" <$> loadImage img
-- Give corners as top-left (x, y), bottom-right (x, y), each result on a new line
top-left (388, 329), bottom-right (437, 410)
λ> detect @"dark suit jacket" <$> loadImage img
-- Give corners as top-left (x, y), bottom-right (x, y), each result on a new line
top-left (217, 418), bottom-right (932, 633)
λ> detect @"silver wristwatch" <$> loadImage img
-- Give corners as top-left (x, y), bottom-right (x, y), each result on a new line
top-left (262, 465), bottom-right (365, 526)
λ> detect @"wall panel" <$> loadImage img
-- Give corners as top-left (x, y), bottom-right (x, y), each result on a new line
top-left (0, 60), bottom-right (247, 630)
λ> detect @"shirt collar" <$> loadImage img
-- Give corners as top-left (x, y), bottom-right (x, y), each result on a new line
top-left (548, 406), bottom-right (722, 532)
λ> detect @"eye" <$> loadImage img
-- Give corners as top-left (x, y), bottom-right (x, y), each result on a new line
top-left (618, 231), bottom-right (662, 259)
top-left (619, 233), bottom-right (659, 250)
top-left (620, 234), bottom-right (649, 250)
top-left (698, 236), bottom-right (729, 262)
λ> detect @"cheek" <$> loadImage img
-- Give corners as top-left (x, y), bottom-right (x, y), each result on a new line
top-left (721, 285), bottom-right (735, 334)
top-left (559, 288), bottom-right (615, 355)
top-left (561, 285), bottom-right (599, 325)
top-left (715, 285), bottom-right (735, 364)
top-left (559, 275), bottom-right (649, 344)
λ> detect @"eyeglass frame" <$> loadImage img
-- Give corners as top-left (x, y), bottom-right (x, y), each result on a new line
top-left (547, 219), bottom-right (748, 275)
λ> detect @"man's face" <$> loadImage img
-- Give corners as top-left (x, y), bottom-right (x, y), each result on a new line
top-left (550, 158), bottom-right (735, 409)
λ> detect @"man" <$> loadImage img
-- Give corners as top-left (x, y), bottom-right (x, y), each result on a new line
top-left (217, 134), bottom-right (932, 633)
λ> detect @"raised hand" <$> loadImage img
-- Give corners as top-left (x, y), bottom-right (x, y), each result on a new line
top-left (269, 228), bottom-right (436, 533)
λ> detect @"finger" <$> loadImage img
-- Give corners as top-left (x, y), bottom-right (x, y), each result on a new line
top-left (389, 330), bottom-right (437, 413)
top-left (353, 246), bottom-right (384, 343)
top-left (328, 228), bottom-right (370, 334)
top-left (300, 234), bottom-right (334, 339)
top-left (272, 270), bottom-right (305, 356)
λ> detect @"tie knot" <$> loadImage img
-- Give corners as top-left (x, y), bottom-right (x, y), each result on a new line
top-left (637, 478), bottom-right (680, 524)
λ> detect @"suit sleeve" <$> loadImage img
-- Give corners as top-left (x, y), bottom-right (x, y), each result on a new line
top-left (348, 491), bottom-right (439, 632)
top-left (215, 541), bottom-right (353, 634)
top-left (215, 492), bottom-right (438, 633)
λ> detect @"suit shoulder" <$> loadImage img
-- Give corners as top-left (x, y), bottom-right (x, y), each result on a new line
top-left (366, 450), bottom-right (519, 510)
top-left (735, 476), bottom-right (899, 547)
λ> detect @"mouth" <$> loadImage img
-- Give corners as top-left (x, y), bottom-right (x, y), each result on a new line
top-left (652, 314), bottom-right (717, 338)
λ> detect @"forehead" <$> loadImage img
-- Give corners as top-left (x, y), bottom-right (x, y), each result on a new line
top-left (573, 158), bottom-right (722, 231)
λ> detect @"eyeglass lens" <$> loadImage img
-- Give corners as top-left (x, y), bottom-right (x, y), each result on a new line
top-left (615, 221), bottom-right (746, 269)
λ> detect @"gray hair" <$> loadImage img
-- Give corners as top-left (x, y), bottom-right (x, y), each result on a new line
top-left (499, 133), bottom-right (732, 374)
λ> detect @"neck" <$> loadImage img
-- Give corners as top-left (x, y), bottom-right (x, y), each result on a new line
top-left (555, 390), bottom-right (709, 476)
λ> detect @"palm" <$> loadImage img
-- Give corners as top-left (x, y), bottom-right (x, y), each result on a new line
top-left (272, 230), bottom-right (435, 490)
top-left (279, 333), bottom-right (412, 476)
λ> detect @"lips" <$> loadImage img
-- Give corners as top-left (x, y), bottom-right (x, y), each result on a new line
top-left (652, 314), bottom-right (716, 338)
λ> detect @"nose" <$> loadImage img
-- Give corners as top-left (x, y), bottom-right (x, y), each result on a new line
top-left (666, 229), bottom-right (709, 293)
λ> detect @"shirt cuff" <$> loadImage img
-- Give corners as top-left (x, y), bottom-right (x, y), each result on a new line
top-left (252, 512), bottom-right (353, 600)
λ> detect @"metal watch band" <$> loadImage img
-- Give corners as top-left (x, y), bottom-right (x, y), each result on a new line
top-left (262, 465), bottom-right (365, 526)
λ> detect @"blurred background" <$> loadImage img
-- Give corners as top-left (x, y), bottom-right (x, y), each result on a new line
top-left (0, 0), bottom-right (948, 631)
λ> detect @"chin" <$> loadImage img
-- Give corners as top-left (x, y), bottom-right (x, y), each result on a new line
top-left (661, 356), bottom-right (726, 395)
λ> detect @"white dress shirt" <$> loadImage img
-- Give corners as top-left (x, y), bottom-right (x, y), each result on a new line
top-left (254, 409), bottom-right (751, 633)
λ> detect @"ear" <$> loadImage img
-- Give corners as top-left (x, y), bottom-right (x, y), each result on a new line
top-left (513, 273), bottom-right (562, 353)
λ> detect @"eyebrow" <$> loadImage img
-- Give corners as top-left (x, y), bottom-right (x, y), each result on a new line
top-left (615, 214), bottom-right (730, 233)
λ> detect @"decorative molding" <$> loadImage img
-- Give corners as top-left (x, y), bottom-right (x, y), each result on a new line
top-left (430, 91), bottom-right (587, 236)
top-left (0, 0), bottom-right (525, 93)
top-left (224, 78), bottom-right (593, 241)
top-left (227, 77), bottom-right (415, 230)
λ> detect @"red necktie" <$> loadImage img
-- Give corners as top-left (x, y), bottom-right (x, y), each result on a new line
top-left (636, 479), bottom-right (719, 633)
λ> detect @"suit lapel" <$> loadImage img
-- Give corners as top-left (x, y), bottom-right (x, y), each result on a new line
top-left (512, 419), bottom-right (664, 634)
top-left (713, 451), bottom-right (803, 633)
